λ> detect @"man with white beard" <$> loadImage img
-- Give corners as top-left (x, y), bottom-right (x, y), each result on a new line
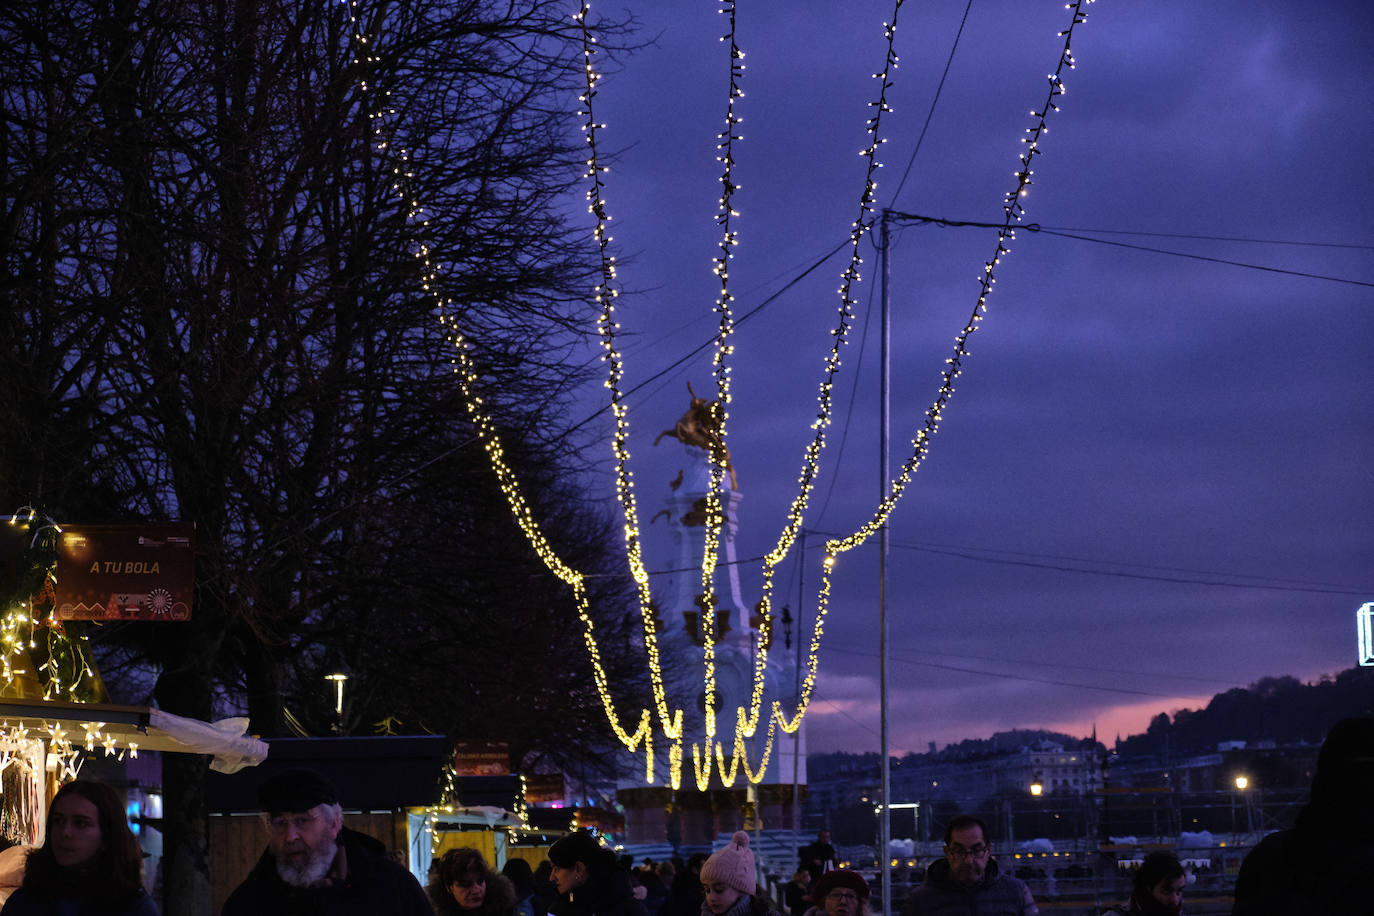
top-left (221, 768), bottom-right (430, 915)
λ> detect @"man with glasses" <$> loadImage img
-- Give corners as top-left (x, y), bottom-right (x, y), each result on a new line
top-left (901, 814), bottom-right (1038, 916)
top-left (221, 767), bottom-right (431, 915)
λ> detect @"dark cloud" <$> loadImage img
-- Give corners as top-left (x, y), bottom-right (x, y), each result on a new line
top-left (571, 0), bottom-right (1373, 757)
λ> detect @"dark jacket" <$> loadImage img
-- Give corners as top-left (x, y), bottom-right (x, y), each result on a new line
top-left (1099, 904), bottom-right (1178, 916)
top-left (0, 887), bottom-right (158, 916)
top-left (551, 869), bottom-right (649, 916)
top-left (798, 843), bottom-right (837, 882)
top-left (658, 868), bottom-right (703, 916)
top-left (220, 827), bottom-right (430, 916)
top-left (1232, 826), bottom-right (1374, 916)
top-left (901, 857), bottom-right (1038, 916)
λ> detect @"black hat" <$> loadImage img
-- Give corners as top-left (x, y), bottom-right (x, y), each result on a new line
top-left (258, 767), bottom-right (338, 813)
top-left (548, 830), bottom-right (607, 869)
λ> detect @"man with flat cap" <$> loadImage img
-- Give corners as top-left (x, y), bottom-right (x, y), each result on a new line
top-left (221, 767), bottom-right (431, 915)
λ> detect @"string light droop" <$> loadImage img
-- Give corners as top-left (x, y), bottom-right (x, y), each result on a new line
top-left (351, 0), bottom-right (1096, 790)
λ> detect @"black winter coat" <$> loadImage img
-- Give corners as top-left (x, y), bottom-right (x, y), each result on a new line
top-left (220, 827), bottom-right (430, 916)
top-left (551, 870), bottom-right (649, 916)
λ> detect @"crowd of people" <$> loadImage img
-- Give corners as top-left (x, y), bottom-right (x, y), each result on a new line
top-left (0, 716), bottom-right (1365, 915)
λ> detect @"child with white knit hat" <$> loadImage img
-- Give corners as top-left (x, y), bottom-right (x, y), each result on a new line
top-left (699, 831), bottom-right (773, 916)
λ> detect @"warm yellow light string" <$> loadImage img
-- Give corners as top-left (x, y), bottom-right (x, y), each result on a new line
top-left (1, 510), bottom-right (100, 705)
top-left (346, 0), bottom-right (659, 779)
top-left (0, 511), bottom-right (139, 779)
top-left (573, 0), bottom-right (909, 786)
top-left (734, 5), bottom-right (907, 748)
top-left (737, 714), bottom-right (777, 783)
top-left (774, 0), bottom-right (1096, 734)
top-left (694, 0), bottom-right (748, 759)
top-left (573, 1), bottom-right (684, 753)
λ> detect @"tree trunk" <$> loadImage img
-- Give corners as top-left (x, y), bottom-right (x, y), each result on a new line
top-left (154, 623), bottom-right (220, 915)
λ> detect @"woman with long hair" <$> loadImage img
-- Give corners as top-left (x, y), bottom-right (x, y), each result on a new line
top-left (427, 847), bottom-right (518, 916)
top-left (0, 780), bottom-right (157, 915)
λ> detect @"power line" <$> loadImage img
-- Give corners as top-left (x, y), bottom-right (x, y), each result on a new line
top-left (825, 644), bottom-right (1198, 699)
top-left (814, 256), bottom-right (880, 528)
top-left (888, 0), bottom-right (976, 206)
top-left (565, 209), bottom-right (1370, 445)
top-left (802, 528), bottom-right (1371, 595)
top-left (563, 236), bottom-right (852, 438)
top-left (614, 533), bottom-right (1371, 598)
top-left (1032, 226), bottom-right (1374, 288)
top-left (1029, 225), bottom-right (1374, 251)
top-left (892, 541), bottom-right (1369, 596)
top-left (869, 646), bottom-right (1238, 687)
top-left (887, 211), bottom-right (1374, 288)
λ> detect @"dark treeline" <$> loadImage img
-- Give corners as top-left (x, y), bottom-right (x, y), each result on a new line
top-left (1118, 668), bottom-right (1374, 756)
top-left (1, 0), bottom-right (648, 910)
top-left (809, 667), bottom-right (1374, 779)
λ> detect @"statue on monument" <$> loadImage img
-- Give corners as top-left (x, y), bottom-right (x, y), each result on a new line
top-left (655, 381), bottom-right (738, 491)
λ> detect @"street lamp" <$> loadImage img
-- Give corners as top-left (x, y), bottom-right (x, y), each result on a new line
top-left (325, 666), bottom-right (350, 734)
top-left (1234, 775), bottom-right (1255, 838)
top-left (1030, 773), bottom-right (1044, 797)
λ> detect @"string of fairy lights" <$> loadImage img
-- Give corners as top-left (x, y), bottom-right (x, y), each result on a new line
top-left (696, 0), bottom-right (746, 755)
top-left (356, 0), bottom-right (1096, 790)
top-left (785, 0), bottom-right (1096, 733)
top-left (741, 4), bottom-right (908, 747)
top-left (0, 509), bottom-right (137, 782)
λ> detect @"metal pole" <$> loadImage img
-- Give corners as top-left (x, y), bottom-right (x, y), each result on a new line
top-left (879, 209), bottom-right (892, 916)
top-left (791, 529), bottom-right (807, 875)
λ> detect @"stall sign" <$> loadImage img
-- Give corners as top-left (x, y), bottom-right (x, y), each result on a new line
top-left (523, 774), bottom-right (566, 805)
top-left (454, 739), bottom-right (510, 776)
top-left (54, 523), bottom-right (194, 620)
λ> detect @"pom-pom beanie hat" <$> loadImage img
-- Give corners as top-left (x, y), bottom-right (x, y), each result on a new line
top-left (700, 830), bottom-right (756, 895)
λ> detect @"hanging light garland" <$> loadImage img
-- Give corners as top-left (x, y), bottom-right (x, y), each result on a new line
top-left (572, 0), bottom-right (683, 756)
top-left (340, 0), bottom-right (660, 781)
top-left (733, 3), bottom-right (907, 755)
top-left (358, 0), bottom-right (1096, 789)
top-left (694, 0), bottom-right (747, 758)
top-left (775, 0), bottom-right (1096, 734)
top-left (574, 0), bottom-right (910, 787)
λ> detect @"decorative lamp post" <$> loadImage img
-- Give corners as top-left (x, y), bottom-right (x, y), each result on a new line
top-left (326, 666), bottom-right (350, 734)
top-left (1235, 775), bottom-right (1255, 838)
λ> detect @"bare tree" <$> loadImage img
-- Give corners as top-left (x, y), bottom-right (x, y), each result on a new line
top-left (2, 0), bottom-right (645, 910)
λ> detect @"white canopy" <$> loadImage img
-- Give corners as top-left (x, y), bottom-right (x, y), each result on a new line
top-left (0, 697), bottom-right (268, 773)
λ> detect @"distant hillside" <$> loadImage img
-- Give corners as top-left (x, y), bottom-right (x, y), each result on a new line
top-left (1116, 666), bottom-right (1374, 756)
top-left (809, 728), bottom-right (1095, 779)
top-left (919, 728), bottom-right (1098, 763)
top-left (808, 667), bottom-right (1374, 772)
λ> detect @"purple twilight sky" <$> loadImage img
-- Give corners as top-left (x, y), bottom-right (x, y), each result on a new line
top-left (557, 0), bottom-right (1374, 754)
